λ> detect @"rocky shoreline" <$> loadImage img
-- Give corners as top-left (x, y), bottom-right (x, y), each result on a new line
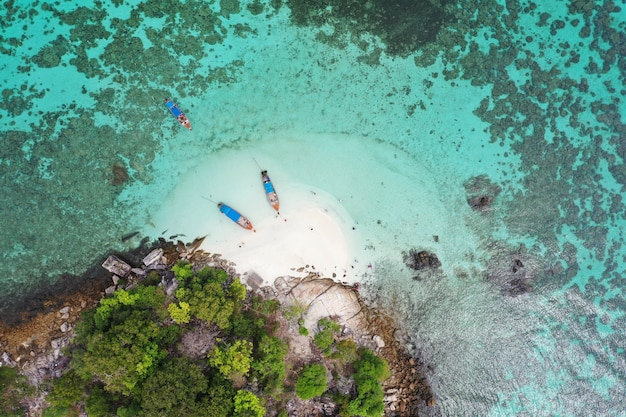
top-left (0, 239), bottom-right (435, 416)
top-left (268, 276), bottom-right (436, 416)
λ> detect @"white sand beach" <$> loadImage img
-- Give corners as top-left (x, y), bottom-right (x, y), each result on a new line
top-left (146, 137), bottom-right (366, 285)
top-left (203, 186), bottom-right (358, 283)
top-left (142, 133), bottom-right (481, 287)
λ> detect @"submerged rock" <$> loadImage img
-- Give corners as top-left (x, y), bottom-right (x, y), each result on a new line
top-left (468, 194), bottom-right (494, 211)
top-left (501, 256), bottom-right (532, 296)
top-left (484, 243), bottom-right (534, 296)
top-left (464, 175), bottom-right (502, 212)
top-left (403, 249), bottom-right (441, 272)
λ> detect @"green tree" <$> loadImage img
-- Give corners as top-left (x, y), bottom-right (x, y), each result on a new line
top-left (295, 363), bottom-right (327, 400)
top-left (116, 402), bottom-right (141, 417)
top-left (329, 339), bottom-right (359, 365)
top-left (195, 266), bottom-right (228, 283)
top-left (178, 276), bottom-right (234, 328)
top-left (93, 286), bottom-right (166, 330)
top-left (70, 285), bottom-right (177, 395)
top-left (282, 300), bottom-right (308, 321)
top-left (233, 390), bottom-right (265, 417)
top-left (174, 267), bottom-right (247, 329)
top-left (193, 380), bottom-right (235, 417)
top-left (44, 369), bottom-right (85, 410)
top-left (251, 335), bottom-right (287, 393)
top-left (138, 357), bottom-right (208, 417)
top-left (143, 270), bottom-right (162, 286)
top-left (227, 278), bottom-right (247, 305)
top-left (347, 348), bottom-right (390, 417)
top-left (354, 348), bottom-right (390, 382)
top-left (347, 379), bottom-right (385, 417)
top-left (172, 260), bottom-right (194, 280)
top-left (71, 309), bottom-right (174, 395)
top-left (209, 340), bottom-right (254, 385)
top-left (85, 386), bottom-right (115, 417)
top-left (314, 318), bottom-right (340, 354)
top-left (250, 296), bottom-right (279, 315)
top-left (168, 301), bottom-right (191, 324)
top-left (1, 366), bottom-right (33, 417)
top-left (42, 405), bottom-right (80, 417)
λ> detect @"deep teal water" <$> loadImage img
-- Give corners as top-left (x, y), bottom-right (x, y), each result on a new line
top-left (1, 0), bottom-right (625, 415)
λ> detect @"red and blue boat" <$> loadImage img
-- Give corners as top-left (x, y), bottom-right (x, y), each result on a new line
top-left (218, 203), bottom-right (255, 231)
top-left (165, 98), bottom-right (192, 130)
top-left (261, 170), bottom-right (280, 212)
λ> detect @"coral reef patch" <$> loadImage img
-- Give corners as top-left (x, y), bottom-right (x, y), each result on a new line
top-left (403, 249), bottom-right (442, 280)
top-left (286, 0), bottom-right (447, 57)
top-left (464, 175), bottom-right (502, 212)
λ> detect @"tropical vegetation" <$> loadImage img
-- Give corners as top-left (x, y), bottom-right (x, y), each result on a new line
top-left (25, 259), bottom-right (391, 417)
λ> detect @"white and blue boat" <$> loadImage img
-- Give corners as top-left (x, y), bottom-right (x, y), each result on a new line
top-left (261, 170), bottom-right (280, 212)
top-left (164, 98), bottom-right (191, 130)
top-left (218, 203), bottom-right (255, 231)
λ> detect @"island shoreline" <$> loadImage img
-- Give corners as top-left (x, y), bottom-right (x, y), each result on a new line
top-left (1, 238), bottom-right (435, 416)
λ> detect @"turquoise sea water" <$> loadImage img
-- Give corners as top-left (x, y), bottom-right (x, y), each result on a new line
top-left (1, 0), bottom-right (625, 415)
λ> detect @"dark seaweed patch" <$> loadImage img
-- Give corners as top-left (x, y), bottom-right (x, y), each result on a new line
top-left (286, 0), bottom-right (448, 57)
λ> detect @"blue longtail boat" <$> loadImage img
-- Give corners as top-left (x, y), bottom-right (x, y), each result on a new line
top-left (261, 170), bottom-right (280, 212)
top-left (218, 203), bottom-right (255, 231)
top-left (164, 98), bottom-right (192, 130)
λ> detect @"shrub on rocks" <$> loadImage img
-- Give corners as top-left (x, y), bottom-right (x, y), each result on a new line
top-left (296, 363), bottom-right (328, 400)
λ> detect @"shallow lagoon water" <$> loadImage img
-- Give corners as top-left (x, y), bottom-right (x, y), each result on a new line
top-left (1, 0), bottom-right (625, 415)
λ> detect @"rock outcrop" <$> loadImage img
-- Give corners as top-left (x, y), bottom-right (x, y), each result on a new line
top-left (274, 276), bottom-right (366, 332)
top-left (405, 250), bottom-right (441, 270)
top-left (270, 275), bottom-right (435, 416)
top-left (484, 243), bottom-right (534, 296)
top-left (464, 174), bottom-right (502, 212)
top-left (403, 249), bottom-right (441, 280)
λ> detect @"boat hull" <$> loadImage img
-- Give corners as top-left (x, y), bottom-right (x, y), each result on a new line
top-left (218, 203), bottom-right (254, 231)
top-left (261, 170), bottom-right (280, 211)
top-left (165, 98), bottom-right (192, 130)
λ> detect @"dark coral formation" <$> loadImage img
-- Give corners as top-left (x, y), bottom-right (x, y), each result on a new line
top-left (110, 164), bottom-right (129, 186)
top-left (286, 0), bottom-right (447, 57)
top-left (409, 1), bottom-right (626, 312)
top-left (403, 249), bottom-right (441, 279)
top-left (464, 175), bottom-right (502, 212)
top-left (484, 243), bottom-right (535, 297)
top-left (496, 256), bottom-right (532, 296)
top-left (467, 195), bottom-right (493, 212)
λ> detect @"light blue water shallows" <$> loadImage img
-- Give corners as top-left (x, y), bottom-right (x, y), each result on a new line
top-left (1, 0), bottom-right (625, 416)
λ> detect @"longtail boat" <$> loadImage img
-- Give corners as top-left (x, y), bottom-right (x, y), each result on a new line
top-left (164, 98), bottom-right (192, 130)
top-left (218, 203), bottom-right (255, 231)
top-left (261, 170), bottom-right (280, 212)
